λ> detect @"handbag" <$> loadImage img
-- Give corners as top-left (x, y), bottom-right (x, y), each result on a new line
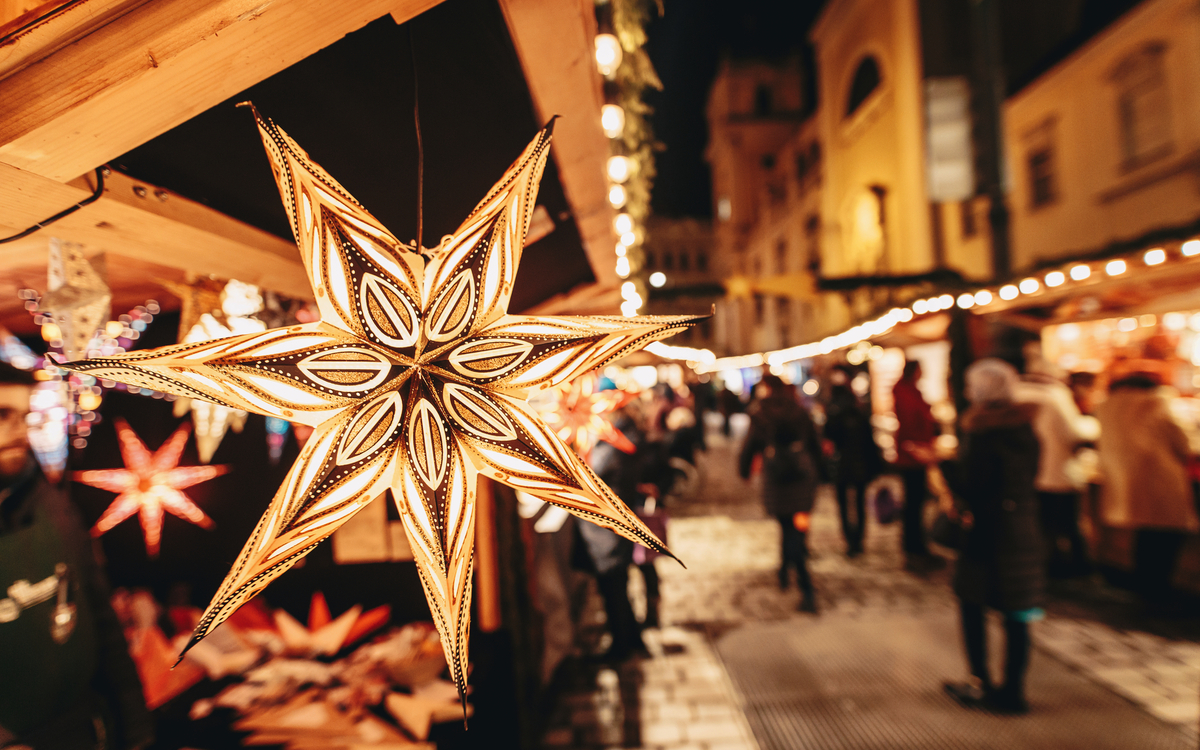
top-left (927, 464), bottom-right (970, 550)
top-left (872, 485), bottom-right (898, 525)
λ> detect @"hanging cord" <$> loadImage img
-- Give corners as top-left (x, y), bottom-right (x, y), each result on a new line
top-left (0, 166), bottom-right (107, 245)
top-left (409, 24), bottom-right (424, 253)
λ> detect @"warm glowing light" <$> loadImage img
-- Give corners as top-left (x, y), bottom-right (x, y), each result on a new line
top-left (1183, 240), bottom-right (1200, 257)
top-left (615, 256), bottom-right (630, 277)
top-left (615, 244), bottom-right (627, 257)
top-left (1144, 248), bottom-right (1166, 266)
top-left (1045, 271), bottom-right (1065, 287)
top-left (1164, 312), bottom-right (1187, 331)
top-left (938, 294), bottom-right (954, 309)
top-left (608, 184), bottom-right (627, 208)
top-left (802, 379), bottom-right (819, 396)
top-left (619, 232), bottom-right (636, 247)
top-left (621, 281), bottom-right (637, 299)
top-left (649, 272), bottom-right (666, 288)
top-left (40, 322), bottom-right (62, 342)
top-left (594, 34), bottom-right (622, 77)
top-left (105, 320), bottom-right (124, 337)
top-left (974, 290), bottom-right (993, 306)
top-left (1070, 264), bottom-right (1091, 280)
top-left (1019, 278), bottom-right (1039, 294)
top-left (1106, 259), bottom-right (1127, 276)
top-left (1117, 317), bottom-right (1137, 332)
top-left (607, 155), bottom-right (632, 183)
top-left (956, 293), bottom-right (974, 309)
top-left (78, 391), bottom-right (102, 411)
top-left (896, 308), bottom-right (914, 322)
top-left (613, 212), bottom-right (634, 235)
top-left (1057, 323), bottom-right (1081, 342)
top-left (600, 104), bottom-right (625, 138)
top-left (912, 299), bottom-right (929, 315)
top-left (999, 285), bottom-right (1019, 301)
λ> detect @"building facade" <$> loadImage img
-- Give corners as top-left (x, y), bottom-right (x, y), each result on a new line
top-left (704, 0), bottom-right (1200, 358)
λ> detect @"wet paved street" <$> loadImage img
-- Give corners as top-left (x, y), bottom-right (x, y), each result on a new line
top-left (541, 430), bottom-right (1200, 749)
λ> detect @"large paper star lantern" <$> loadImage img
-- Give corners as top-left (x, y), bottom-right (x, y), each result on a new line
top-left (62, 106), bottom-right (700, 699)
top-left (73, 418), bottom-right (226, 557)
top-left (40, 237), bottom-right (112, 361)
top-left (535, 372), bottom-right (636, 458)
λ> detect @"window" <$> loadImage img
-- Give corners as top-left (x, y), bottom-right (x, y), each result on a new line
top-left (778, 297), bottom-right (791, 347)
top-left (644, 251), bottom-right (655, 269)
top-left (775, 239), bottom-right (788, 274)
top-left (960, 200), bottom-right (977, 238)
top-left (753, 257), bottom-right (762, 277)
top-left (1028, 147), bottom-right (1056, 208)
top-left (1112, 43), bottom-right (1172, 169)
top-left (754, 294), bottom-right (765, 325)
top-left (761, 154), bottom-right (776, 170)
top-left (1023, 119), bottom-right (1058, 209)
top-left (697, 252), bottom-right (708, 272)
top-left (755, 85), bottom-right (773, 116)
top-left (679, 252), bottom-right (690, 271)
top-left (662, 252), bottom-right (674, 270)
top-left (805, 215), bottom-right (821, 273)
top-left (846, 56), bottom-right (881, 117)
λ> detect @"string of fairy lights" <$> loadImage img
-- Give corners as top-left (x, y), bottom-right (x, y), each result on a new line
top-left (651, 237), bottom-right (1200, 374)
top-left (594, 0), bottom-right (660, 317)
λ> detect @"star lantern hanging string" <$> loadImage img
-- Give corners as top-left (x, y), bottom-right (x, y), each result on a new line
top-left (61, 105), bottom-right (704, 701)
top-left (73, 418), bottom-right (226, 557)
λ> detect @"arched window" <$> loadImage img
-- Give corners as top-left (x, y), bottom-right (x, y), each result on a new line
top-left (846, 56), bottom-right (881, 117)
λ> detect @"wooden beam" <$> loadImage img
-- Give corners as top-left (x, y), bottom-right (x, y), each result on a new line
top-left (0, 0), bottom-right (149, 80)
top-left (0, 0), bottom-right (442, 181)
top-left (499, 0), bottom-right (619, 290)
top-left (0, 163), bottom-right (312, 298)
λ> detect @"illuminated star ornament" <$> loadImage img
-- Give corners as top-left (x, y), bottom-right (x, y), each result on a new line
top-left (40, 237), bottom-right (112, 361)
top-left (537, 372), bottom-right (636, 457)
top-left (63, 105), bottom-right (701, 699)
top-left (73, 418), bottom-right (226, 557)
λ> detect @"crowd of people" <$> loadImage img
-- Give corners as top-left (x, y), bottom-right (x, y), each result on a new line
top-left (719, 351), bottom-right (1199, 715)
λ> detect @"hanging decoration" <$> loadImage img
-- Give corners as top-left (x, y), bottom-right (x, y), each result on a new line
top-left (73, 418), bottom-right (226, 557)
top-left (158, 275), bottom-right (228, 343)
top-left (169, 281), bottom-right (266, 462)
top-left (533, 371), bottom-right (636, 458)
top-left (62, 106), bottom-right (701, 700)
top-left (38, 238), bottom-right (112, 361)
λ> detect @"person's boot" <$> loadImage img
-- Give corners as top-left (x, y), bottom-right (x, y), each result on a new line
top-left (988, 686), bottom-right (1029, 714)
top-left (778, 567), bottom-right (790, 591)
top-left (798, 587), bottom-right (818, 614)
top-left (944, 676), bottom-right (993, 708)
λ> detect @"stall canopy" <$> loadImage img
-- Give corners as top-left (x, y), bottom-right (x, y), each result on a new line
top-left (0, 0), bottom-right (619, 334)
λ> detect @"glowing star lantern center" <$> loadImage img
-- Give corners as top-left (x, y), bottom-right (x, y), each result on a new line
top-left (61, 105), bottom-right (704, 703)
top-left (72, 418), bottom-right (226, 558)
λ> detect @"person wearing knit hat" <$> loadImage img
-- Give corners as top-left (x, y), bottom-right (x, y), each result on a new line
top-left (944, 358), bottom-right (1045, 714)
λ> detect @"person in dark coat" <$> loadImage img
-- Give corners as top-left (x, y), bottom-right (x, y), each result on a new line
top-left (0, 362), bottom-right (152, 748)
top-left (739, 374), bottom-right (823, 613)
top-left (945, 359), bottom-right (1045, 715)
top-left (824, 368), bottom-right (877, 557)
top-left (892, 360), bottom-right (943, 570)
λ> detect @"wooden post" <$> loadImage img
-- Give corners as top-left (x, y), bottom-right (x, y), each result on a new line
top-left (474, 476), bottom-right (502, 633)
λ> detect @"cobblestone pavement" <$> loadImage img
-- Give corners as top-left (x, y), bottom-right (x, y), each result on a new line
top-left (540, 430), bottom-right (1200, 748)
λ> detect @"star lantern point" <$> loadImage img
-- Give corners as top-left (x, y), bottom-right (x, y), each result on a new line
top-left (62, 106), bottom-right (703, 700)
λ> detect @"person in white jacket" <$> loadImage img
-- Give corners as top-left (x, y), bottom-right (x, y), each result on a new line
top-left (1013, 351), bottom-right (1100, 578)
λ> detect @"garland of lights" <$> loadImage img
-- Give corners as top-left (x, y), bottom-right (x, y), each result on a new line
top-left (594, 0), bottom-right (661, 316)
top-left (664, 237), bottom-right (1200, 373)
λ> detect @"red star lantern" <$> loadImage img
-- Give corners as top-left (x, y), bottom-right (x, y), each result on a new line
top-left (74, 418), bottom-right (226, 557)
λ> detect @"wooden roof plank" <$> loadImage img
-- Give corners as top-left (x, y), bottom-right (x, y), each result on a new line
top-left (0, 0), bottom-right (442, 181)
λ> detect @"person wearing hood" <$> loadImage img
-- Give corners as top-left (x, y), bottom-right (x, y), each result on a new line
top-left (944, 359), bottom-right (1044, 715)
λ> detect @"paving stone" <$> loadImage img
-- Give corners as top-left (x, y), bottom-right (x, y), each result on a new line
top-left (640, 721), bottom-right (685, 745)
top-left (682, 718), bottom-right (746, 742)
top-left (1147, 700), bottom-right (1200, 725)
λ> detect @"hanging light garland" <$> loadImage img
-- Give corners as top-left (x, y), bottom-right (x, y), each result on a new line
top-left (672, 235), bottom-right (1200, 373)
top-left (594, 0), bottom-right (661, 316)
